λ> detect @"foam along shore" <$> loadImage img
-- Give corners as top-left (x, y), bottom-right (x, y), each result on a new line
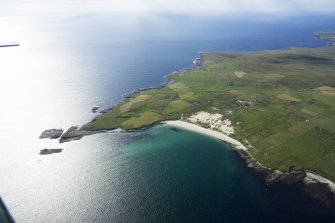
top-left (306, 172), bottom-right (335, 193)
top-left (164, 120), bottom-right (247, 151)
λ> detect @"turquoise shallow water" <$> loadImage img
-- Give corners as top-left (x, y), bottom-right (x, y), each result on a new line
top-left (1, 13), bottom-right (335, 222)
top-left (112, 125), bottom-right (335, 223)
top-left (15, 124), bottom-right (327, 223)
top-left (111, 125), bottom-right (280, 223)
top-left (96, 124), bottom-right (335, 223)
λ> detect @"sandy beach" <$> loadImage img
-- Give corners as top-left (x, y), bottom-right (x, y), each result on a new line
top-left (164, 120), bottom-right (335, 195)
top-left (164, 120), bottom-right (247, 151)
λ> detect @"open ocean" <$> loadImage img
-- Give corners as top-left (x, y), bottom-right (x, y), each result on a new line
top-left (0, 13), bottom-right (335, 222)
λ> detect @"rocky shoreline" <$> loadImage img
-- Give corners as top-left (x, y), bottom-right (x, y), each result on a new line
top-left (39, 129), bottom-right (63, 139)
top-left (121, 54), bottom-right (203, 102)
top-left (237, 149), bottom-right (335, 211)
top-left (44, 54), bottom-right (204, 143)
top-left (58, 126), bottom-right (108, 143)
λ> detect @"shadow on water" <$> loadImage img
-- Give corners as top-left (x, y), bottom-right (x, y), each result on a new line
top-left (0, 197), bottom-right (15, 223)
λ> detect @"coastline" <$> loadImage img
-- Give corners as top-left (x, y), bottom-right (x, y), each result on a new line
top-left (164, 120), bottom-right (335, 208)
top-left (164, 120), bottom-right (247, 151)
top-left (56, 54), bottom-right (204, 143)
top-left (121, 54), bottom-right (203, 102)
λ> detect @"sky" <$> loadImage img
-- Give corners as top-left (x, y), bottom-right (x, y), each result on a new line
top-left (1, 0), bottom-right (335, 16)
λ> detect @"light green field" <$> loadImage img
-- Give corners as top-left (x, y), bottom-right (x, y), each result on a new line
top-left (316, 86), bottom-right (335, 96)
top-left (163, 100), bottom-right (192, 115)
top-left (66, 34), bottom-right (335, 181)
top-left (169, 82), bottom-right (194, 99)
top-left (121, 111), bottom-right (163, 129)
top-left (120, 94), bottom-right (152, 113)
top-left (277, 94), bottom-right (301, 102)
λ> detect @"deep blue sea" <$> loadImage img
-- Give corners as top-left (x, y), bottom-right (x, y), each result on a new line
top-left (0, 13), bottom-right (335, 223)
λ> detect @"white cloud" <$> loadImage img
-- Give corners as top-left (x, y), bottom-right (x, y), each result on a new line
top-left (1, 0), bottom-right (335, 16)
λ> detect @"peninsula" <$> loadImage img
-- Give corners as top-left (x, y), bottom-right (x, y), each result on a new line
top-left (52, 32), bottom-right (335, 194)
top-left (315, 30), bottom-right (335, 46)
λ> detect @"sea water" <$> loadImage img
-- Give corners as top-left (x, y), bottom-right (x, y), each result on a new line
top-left (0, 13), bottom-right (334, 222)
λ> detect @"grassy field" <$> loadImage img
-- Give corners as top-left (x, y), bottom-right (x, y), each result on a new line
top-left (72, 38), bottom-right (335, 181)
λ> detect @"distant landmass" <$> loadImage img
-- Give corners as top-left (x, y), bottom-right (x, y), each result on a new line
top-left (315, 30), bottom-right (335, 46)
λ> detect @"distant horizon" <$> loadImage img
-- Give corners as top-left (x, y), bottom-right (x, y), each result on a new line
top-left (2, 0), bottom-right (335, 17)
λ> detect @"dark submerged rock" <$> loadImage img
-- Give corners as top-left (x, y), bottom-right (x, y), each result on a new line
top-left (91, 106), bottom-right (99, 113)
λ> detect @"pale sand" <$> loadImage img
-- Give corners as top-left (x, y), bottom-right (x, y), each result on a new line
top-left (188, 111), bottom-right (234, 135)
top-left (164, 120), bottom-right (247, 151)
top-left (234, 70), bottom-right (247, 79)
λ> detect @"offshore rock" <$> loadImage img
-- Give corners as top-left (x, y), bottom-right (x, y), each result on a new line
top-left (39, 129), bottom-right (63, 139)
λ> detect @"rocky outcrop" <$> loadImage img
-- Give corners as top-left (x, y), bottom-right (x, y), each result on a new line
top-left (266, 170), bottom-right (307, 185)
top-left (59, 126), bottom-right (107, 143)
top-left (237, 150), bottom-right (272, 176)
top-left (59, 126), bottom-right (84, 143)
top-left (91, 106), bottom-right (99, 113)
top-left (39, 148), bottom-right (63, 155)
top-left (39, 129), bottom-right (63, 139)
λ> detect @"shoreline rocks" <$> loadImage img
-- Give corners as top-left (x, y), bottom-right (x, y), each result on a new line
top-left (237, 149), bottom-right (335, 211)
top-left (59, 126), bottom-right (83, 143)
top-left (39, 129), bottom-right (63, 139)
top-left (59, 126), bottom-right (108, 143)
top-left (91, 106), bottom-right (99, 113)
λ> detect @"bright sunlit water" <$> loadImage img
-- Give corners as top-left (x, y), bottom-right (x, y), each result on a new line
top-left (0, 13), bottom-right (334, 222)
